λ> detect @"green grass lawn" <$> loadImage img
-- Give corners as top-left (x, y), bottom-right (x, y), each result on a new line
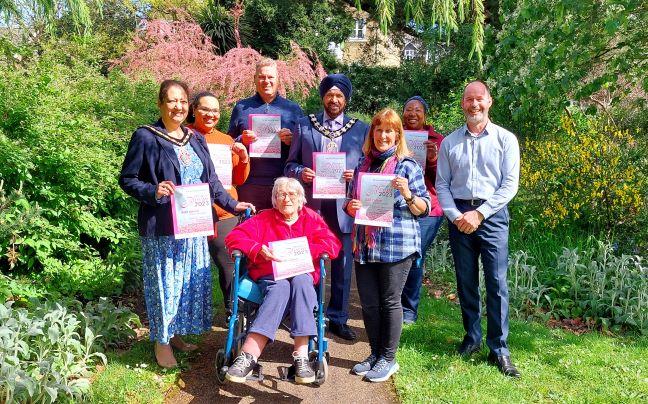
top-left (90, 269), bottom-right (648, 403)
top-left (89, 335), bottom-right (202, 403)
top-left (395, 294), bottom-right (648, 403)
top-left (89, 280), bottom-right (224, 403)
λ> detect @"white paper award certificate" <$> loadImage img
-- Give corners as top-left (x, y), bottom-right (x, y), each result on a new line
top-left (269, 236), bottom-right (315, 281)
top-left (170, 183), bottom-right (214, 239)
top-left (248, 114), bottom-right (281, 158)
top-left (404, 130), bottom-right (428, 170)
top-left (207, 144), bottom-right (233, 190)
top-left (312, 152), bottom-right (346, 199)
top-left (355, 173), bottom-right (396, 227)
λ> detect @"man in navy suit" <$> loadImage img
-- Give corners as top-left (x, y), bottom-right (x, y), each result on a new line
top-left (285, 74), bottom-right (369, 341)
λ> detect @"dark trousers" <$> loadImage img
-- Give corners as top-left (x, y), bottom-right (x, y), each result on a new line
top-left (320, 200), bottom-right (353, 326)
top-left (449, 202), bottom-right (510, 356)
top-left (402, 215), bottom-right (443, 322)
top-left (356, 255), bottom-right (413, 362)
top-left (208, 217), bottom-right (239, 310)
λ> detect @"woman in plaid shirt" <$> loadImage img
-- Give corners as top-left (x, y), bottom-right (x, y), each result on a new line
top-left (345, 108), bottom-right (431, 382)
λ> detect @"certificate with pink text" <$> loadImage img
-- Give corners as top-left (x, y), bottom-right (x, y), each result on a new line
top-left (269, 236), bottom-right (315, 281)
top-left (355, 173), bottom-right (396, 227)
top-left (404, 130), bottom-right (428, 170)
top-left (248, 114), bottom-right (281, 158)
top-left (170, 183), bottom-right (214, 239)
top-left (207, 144), bottom-right (233, 189)
top-left (313, 152), bottom-right (346, 199)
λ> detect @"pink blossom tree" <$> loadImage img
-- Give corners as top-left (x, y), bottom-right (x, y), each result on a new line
top-left (112, 17), bottom-right (326, 107)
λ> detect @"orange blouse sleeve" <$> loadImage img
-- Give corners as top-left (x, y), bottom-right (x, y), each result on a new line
top-left (231, 149), bottom-right (250, 186)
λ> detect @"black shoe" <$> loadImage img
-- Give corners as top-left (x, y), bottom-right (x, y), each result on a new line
top-left (457, 341), bottom-right (482, 356)
top-left (328, 322), bottom-right (357, 341)
top-left (488, 352), bottom-right (521, 378)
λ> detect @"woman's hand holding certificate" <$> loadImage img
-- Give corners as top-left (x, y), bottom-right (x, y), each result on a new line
top-left (268, 237), bottom-right (315, 281)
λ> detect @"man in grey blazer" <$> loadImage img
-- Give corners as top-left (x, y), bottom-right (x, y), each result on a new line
top-left (285, 74), bottom-right (369, 341)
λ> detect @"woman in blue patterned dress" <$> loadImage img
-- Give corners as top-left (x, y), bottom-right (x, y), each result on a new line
top-left (119, 80), bottom-right (255, 368)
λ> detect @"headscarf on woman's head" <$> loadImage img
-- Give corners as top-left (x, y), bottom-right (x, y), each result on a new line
top-left (403, 95), bottom-right (429, 114)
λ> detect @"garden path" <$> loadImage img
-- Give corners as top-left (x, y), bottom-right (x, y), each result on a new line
top-left (166, 277), bottom-right (398, 403)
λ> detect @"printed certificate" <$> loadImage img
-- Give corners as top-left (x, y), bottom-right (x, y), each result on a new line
top-left (248, 114), bottom-right (281, 158)
top-left (355, 173), bottom-right (396, 227)
top-left (313, 152), bottom-right (346, 199)
top-left (269, 236), bottom-right (315, 281)
top-left (170, 183), bottom-right (214, 239)
top-left (207, 144), bottom-right (232, 190)
top-left (404, 130), bottom-right (428, 170)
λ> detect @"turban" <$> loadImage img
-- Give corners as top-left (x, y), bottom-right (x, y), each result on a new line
top-left (319, 74), bottom-right (352, 101)
top-left (404, 95), bottom-right (429, 114)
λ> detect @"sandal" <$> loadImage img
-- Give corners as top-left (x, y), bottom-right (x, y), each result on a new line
top-left (170, 336), bottom-right (198, 352)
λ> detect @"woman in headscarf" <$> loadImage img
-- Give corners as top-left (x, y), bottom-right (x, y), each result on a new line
top-left (401, 95), bottom-right (445, 324)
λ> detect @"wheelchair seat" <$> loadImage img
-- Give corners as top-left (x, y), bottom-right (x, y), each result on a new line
top-left (238, 274), bottom-right (264, 305)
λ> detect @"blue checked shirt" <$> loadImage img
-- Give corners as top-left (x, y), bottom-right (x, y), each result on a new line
top-left (347, 156), bottom-right (431, 264)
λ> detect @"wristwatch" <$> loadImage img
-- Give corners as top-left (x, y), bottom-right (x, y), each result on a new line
top-left (404, 195), bottom-right (416, 205)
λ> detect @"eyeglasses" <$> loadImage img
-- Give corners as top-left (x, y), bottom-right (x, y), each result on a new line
top-left (197, 107), bottom-right (220, 115)
top-left (277, 191), bottom-right (299, 200)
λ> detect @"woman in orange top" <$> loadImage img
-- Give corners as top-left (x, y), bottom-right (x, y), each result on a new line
top-left (188, 91), bottom-right (250, 310)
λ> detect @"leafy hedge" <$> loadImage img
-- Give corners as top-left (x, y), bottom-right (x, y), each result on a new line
top-left (0, 297), bottom-right (139, 403)
top-left (0, 39), bottom-right (159, 299)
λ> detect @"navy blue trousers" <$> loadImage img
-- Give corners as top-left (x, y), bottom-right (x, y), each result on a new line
top-left (320, 200), bottom-right (353, 326)
top-left (448, 202), bottom-right (510, 356)
top-left (402, 215), bottom-right (443, 322)
top-left (249, 274), bottom-right (317, 341)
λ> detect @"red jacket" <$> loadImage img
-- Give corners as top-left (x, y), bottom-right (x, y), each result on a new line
top-left (224, 206), bottom-right (341, 285)
top-left (423, 125), bottom-right (444, 217)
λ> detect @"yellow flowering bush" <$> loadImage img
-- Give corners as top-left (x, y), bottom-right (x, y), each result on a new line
top-left (520, 114), bottom-right (644, 230)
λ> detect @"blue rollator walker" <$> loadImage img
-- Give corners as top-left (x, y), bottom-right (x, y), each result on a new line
top-left (215, 212), bottom-right (331, 385)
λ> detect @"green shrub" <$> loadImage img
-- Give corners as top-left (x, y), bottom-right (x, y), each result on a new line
top-left (0, 298), bottom-right (139, 403)
top-left (520, 114), bottom-right (645, 233)
top-left (0, 39), bottom-right (158, 299)
top-left (426, 237), bottom-right (648, 334)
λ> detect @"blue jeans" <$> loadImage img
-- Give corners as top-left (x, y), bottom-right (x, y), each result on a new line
top-left (401, 215), bottom-right (443, 322)
top-left (449, 203), bottom-right (510, 356)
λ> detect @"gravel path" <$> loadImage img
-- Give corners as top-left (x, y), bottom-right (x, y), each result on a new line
top-left (166, 277), bottom-right (398, 403)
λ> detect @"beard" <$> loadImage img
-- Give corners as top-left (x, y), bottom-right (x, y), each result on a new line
top-left (465, 111), bottom-right (486, 126)
top-left (324, 103), bottom-right (345, 118)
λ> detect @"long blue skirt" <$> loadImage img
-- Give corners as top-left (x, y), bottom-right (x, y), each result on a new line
top-left (141, 235), bottom-right (212, 344)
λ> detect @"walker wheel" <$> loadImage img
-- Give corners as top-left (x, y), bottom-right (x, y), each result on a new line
top-left (215, 349), bottom-right (227, 383)
top-left (309, 350), bottom-right (329, 385)
top-left (315, 356), bottom-right (328, 385)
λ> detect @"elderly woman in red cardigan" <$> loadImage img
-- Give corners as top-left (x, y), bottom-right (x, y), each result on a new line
top-left (224, 177), bottom-right (341, 384)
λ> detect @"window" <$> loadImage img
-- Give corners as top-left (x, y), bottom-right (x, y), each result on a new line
top-left (351, 19), bottom-right (366, 40)
top-left (403, 49), bottom-right (416, 60)
top-left (403, 43), bottom-right (419, 60)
